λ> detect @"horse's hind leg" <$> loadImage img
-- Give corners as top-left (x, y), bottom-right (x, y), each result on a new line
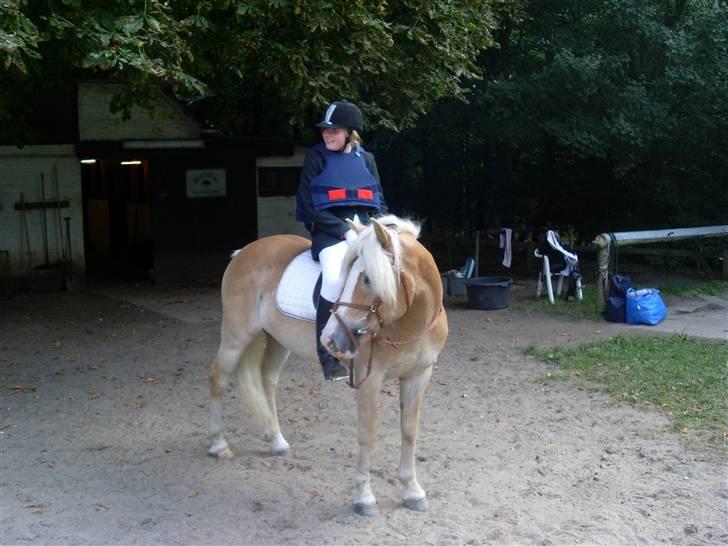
top-left (398, 365), bottom-right (433, 512)
top-left (208, 336), bottom-right (250, 459)
top-left (260, 335), bottom-right (291, 456)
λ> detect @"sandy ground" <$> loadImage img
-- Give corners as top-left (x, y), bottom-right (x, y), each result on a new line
top-left (1, 280), bottom-right (726, 546)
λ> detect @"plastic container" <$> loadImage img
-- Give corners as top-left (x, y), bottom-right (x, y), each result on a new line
top-left (448, 275), bottom-right (467, 296)
top-left (464, 277), bottom-right (512, 310)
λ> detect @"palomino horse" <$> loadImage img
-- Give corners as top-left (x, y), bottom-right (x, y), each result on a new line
top-left (207, 215), bottom-right (448, 516)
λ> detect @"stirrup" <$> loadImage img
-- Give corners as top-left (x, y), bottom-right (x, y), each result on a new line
top-left (322, 359), bottom-right (349, 381)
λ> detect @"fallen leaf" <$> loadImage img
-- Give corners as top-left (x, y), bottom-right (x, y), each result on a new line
top-left (9, 385), bottom-right (36, 395)
top-left (95, 503), bottom-right (111, 511)
top-left (51, 340), bottom-right (62, 348)
top-left (83, 415), bottom-right (92, 423)
top-left (88, 392), bottom-right (102, 400)
top-left (25, 503), bottom-right (43, 513)
top-left (142, 378), bottom-right (159, 384)
top-left (68, 395), bottom-right (76, 401)
top-left (187, 490), bottom-right (200, 497)
top-left (311, 491), bottom-right (324, 501)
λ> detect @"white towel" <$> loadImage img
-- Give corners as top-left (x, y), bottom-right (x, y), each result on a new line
top-left (499, 228), bottom-right (512, 268)
top-left (546, 230), bottom-right (578, 276)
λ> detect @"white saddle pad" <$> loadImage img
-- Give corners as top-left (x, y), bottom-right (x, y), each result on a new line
top-left (276, 251), bottom-right (321, 322)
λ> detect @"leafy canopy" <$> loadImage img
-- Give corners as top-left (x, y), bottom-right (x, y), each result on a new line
top-left (0, 0), bottom-right (499, 135)
top-left (379, 0), bottom-right (728, 238)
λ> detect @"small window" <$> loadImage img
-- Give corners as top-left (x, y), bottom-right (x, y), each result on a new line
top-left (258, 167), bottom-right (301, 197)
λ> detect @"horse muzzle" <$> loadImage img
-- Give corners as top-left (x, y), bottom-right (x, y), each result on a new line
top-left (321, 323), bottom-right (368, 360)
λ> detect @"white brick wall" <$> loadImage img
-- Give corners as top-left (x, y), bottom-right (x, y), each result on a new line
top-left (257, 197), bottom-right (308, 239)
top-left (256, 147), bottom-right (309, 239)
top-left (0, 145), bottom-right (85, 278)
top-left (78, 82), bottom-right (199, 141)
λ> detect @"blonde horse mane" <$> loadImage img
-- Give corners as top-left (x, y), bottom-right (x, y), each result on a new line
top-left (343, 215), bottom-right (421, 305)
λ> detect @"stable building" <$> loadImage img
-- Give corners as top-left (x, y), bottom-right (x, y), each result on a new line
top-left (0, 82), bottom-right (308, 289)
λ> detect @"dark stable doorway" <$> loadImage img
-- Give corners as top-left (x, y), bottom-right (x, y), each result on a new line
top-left (82, 159), bottom-right (153, 280)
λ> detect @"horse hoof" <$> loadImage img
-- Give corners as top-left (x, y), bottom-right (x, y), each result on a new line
top-left (272, 447), bottom-right (292, 457)
top-left (403, 497), bottom-right (428, 512)
top-left (354, 502), bottom-right (379, 517)
top-left (210, 447), bottom-right (234, 460)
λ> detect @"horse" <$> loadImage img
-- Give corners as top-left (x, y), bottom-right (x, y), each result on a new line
top-left (207, 215), bottom-right (448, 516)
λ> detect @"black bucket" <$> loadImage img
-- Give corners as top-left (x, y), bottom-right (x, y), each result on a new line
top-left (464, 277), bottom-right (512, 310)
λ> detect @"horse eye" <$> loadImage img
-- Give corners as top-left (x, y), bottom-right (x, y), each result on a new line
top-left (363, 275), bottom-right (371, 286)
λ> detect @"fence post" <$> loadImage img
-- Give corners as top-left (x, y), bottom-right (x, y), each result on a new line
top-left (593, 234), bottom-right (610, 312)
top-left (474, 230), bottom-right (480, 278)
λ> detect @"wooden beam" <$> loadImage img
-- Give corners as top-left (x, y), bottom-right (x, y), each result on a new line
top-left (14, 200), bottom-right (70, 210)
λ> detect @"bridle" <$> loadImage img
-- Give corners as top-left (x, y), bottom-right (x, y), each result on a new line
top-left (330, 268), bottom-right (443, 389)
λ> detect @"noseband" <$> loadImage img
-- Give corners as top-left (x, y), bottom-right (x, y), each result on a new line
top-left (330, 269), bottom-right (442, 389)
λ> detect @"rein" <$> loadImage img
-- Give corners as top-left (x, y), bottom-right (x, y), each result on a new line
top-left (331, 270), bottom-right (443, 389)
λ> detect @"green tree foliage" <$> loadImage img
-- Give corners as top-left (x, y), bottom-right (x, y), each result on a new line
top-left (379, 0), bottom-right (727, 238)
top-left (0, 0), bottom-right (498, 137)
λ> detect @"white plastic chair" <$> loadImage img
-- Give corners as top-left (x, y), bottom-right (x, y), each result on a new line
top-left (535, 249), bottom-right (583, 304)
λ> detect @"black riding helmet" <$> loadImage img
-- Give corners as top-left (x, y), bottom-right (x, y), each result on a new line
top-left (315, 101), bottom-right (363, 132)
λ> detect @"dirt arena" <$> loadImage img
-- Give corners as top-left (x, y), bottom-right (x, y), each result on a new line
top-left (1, 281), bottom-right (726, 545)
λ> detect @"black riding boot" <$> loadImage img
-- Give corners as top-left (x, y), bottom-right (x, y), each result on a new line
top-left (316, 297), bottom-right (349, 381)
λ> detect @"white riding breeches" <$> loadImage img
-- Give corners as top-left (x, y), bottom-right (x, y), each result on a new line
top-left (318, 240), bottom-right (349, 302)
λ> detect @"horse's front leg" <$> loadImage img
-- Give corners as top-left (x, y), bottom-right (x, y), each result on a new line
top-left (353, 370), bottom-right (385, 517)
top-left (399, 365), bottom-right (433, 512)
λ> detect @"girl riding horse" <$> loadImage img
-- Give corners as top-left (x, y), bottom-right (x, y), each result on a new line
top-left (296, 100), bottom-right (388, 381)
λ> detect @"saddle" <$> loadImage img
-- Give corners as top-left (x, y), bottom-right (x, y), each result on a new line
top-left (275, 251), bottom-right (322, 322)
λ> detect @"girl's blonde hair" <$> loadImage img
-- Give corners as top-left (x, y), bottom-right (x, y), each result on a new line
top-left (347, 129), bottom-right (363, 152)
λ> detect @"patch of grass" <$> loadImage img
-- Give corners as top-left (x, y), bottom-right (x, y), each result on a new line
top-left (533, 334), bottom-right (728, 442)
top-left (512, 284), bottom-right (603, 321)
top-left (657, 280), bottom-right (728, 299)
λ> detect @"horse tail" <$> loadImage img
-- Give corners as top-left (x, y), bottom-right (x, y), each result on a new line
top-left (234, 332), bottom-right (275, 427)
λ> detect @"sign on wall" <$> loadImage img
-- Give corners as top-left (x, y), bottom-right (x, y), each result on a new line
top-left (185, 169), bottom-right (226, 198)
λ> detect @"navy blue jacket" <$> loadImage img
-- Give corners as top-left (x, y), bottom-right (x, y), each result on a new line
top-left (296, 143), bottom-right (388, 259)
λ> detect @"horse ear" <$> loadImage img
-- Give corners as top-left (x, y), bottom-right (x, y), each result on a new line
top-left (371, 218), bottom-right (393, 251)
top-left (346, 218), bottom-right (365, 234)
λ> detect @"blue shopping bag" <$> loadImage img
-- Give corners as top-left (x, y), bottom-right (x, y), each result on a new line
top-left (626, 288), bottom-right (668, 326)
